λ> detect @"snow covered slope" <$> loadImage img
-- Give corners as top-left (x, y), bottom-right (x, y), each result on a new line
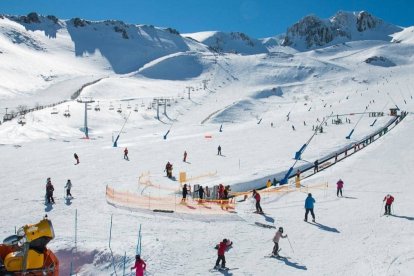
top-left (0, 11), bottom-right (414, 276)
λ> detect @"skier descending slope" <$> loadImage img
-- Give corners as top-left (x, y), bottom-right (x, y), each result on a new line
top-left (214, 239), bottom-right (233, 270)
top-left (383, 194), bottom-right (394, 215)
top-left (272, 227), bottom-right (287, 257)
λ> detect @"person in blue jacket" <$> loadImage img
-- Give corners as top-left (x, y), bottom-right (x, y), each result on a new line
top-left (304, 193), bottom-right (316, 222)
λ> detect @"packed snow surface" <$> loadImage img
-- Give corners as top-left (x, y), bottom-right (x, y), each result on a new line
top-left (1, 12), bottom-right (414, 275)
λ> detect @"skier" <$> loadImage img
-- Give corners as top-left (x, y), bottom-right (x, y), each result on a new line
top-left (272, 178), bottom-right (277, 186)
top-left (196, 185), bottom-right (205, 202)
top-left (65, 179), bottom-right (73, 198)
top-left (272, 227), bottom-right (287, 256)
top-left (181, 184), bottom-right (188, 203)
top-left (217, 145), bottom-right (222, 156)
top-left (74, 153), bottom-right (79, 165)
top-left (336, 179), bottom-right (344, 197)
top-left (218, 184), bottom-right (225, 199)
top-left (266, 179), bottom-right (272, 188)
top-left (252, 189), bottom-right (263, 214)
top-left (131, 254), bottom-right (146, 276)
top-left (165, 162), bottom-right (173, 178)
top-left (183, 150), bottom-right (187, 162)
top-left (314, 159), bottom-right (319, 173)
top-left (124, 147), bottom-right (129, 160)
top-left (46, 178), bottom-right (55, 204)
top-left (292, 125), bottom-right (295, 131)
top-left (304, 193), bottom-right (315, 222)
top-left (383, 194), bottom-right (394, 215)
top-left (221, 185), bottom-right (230, 211)
top-left (214, 239), bottom-right (233, 270)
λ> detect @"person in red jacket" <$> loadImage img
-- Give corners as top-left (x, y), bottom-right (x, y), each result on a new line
top-left (131, 255), bottom-right (146, 276)
top-left (336, 179), bottom-right (344, 197)
top-left (124, 147), bottom-right (129, 160)
top-left (214, 239), bottom-right (232, 269)
top-left (383, 194), bottom-right (394, 215)
top-left (253, 189), bottom-right (263, 214)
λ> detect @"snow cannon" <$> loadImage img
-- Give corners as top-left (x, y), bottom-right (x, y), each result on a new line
top-left (0, 217), bottom-right (59, 275)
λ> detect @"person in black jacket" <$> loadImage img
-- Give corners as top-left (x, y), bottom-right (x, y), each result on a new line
top-left (46, 178), bottom-right (55, 204)
top-left (181, 184), bottom-right (188, 203)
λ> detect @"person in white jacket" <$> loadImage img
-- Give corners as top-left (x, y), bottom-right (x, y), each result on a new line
top-left (272, 227), bottom-right (287, 256)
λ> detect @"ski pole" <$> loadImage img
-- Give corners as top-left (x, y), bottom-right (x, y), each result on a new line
top-left (287, 236), bottom-right (294, 253)
top-left (380, 202), bottom-right (384, 217)
top-left (391, 204), bottom-right (394, 215)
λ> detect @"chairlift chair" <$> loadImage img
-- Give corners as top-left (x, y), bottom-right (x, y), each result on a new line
top-left (94, 104), bottom-right (100, 111)
top-left (51, 108), bottom-right (59, 115)
top-left (63, 110), bottom-right (71, 117)
top-left (117, 105), bottom-right (122, 113)
top-left (134, 104), bottom-right (138, 112)
top-left (127, 103), bottom-right (131, 109)
top-left (109, 102), bottom-right (114, 110)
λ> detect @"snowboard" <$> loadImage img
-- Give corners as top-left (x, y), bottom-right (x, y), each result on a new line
top-left (209, 267), bottom-right (238, 272)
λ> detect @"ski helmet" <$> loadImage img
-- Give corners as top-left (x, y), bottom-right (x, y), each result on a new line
top-left (279, 227), bottom-right (283, 233)
top-left (223, 238), bottom-right (228, 243)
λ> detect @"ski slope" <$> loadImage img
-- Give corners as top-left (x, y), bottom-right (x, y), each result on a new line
top-left (1, 12), bottom-right (414, 275)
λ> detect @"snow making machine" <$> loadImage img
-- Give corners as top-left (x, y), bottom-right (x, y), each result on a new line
top-left (0, 217), bottom-right (59, 275)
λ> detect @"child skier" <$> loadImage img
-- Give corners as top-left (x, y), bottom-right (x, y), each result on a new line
top-left (272, 227), bottom-right (287, 256)
top-left (214, 239), bottom-right (233, 270)
top-left (131, 255), bottom-right (146, 276)
top-left (65, 179), bottom-right (72, 198)
top-left (383, 194), bottom-right (394, 215)
top-left (183, 150), bottom-right (187, 162)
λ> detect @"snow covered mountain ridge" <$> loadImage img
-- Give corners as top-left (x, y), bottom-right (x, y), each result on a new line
top-left (281, 11), bottom-right (403, 50)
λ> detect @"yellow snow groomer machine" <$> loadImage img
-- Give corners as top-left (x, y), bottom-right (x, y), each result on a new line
top-left (0, 217), bottom-right (59, 275)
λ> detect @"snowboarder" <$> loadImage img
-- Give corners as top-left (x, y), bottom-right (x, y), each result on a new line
top-left (304, 193), bottom-right (315, 222)
top-left (272, 227), bottom-right (287, 256)
top-left (65, 179), bottom-right (73, 198)
top-left (214, 239), bottom-right (233, 270)
top-left (383, 194), bottom-right (394, 215)
top-left (217, 145), bottom-right (222, 156)
top-left (74, 153), bottom-right (79, 165)
top-left (183, 150), bottom-right (187, 162)
top-left (181, 184), bottom-right (188, 203)
top-left (314, 159), bottom-right (319, 173)
top-left (124, 147), bottom-right (129, 160)
top-left (131, 254), bottom-right (146, 276)
top-left (272, 178), bottom-right (277, 186)
top-left (253, 189), bottom-right (263, 214)
top-left (46, 178), bottom-right (55, 204)
top-left (165, 162), bottom-right (173, 178)
top-left (336, 179), bottom-right (344, 197)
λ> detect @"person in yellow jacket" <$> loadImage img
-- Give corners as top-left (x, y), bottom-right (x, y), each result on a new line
top-left (266, 179), bottom-right (272, 188)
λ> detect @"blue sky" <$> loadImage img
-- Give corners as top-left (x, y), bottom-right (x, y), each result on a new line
top-left (0, 0), bottom-right (413, 38)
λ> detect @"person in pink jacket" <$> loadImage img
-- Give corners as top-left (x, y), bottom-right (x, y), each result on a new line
top-left (336, 179), bottom-right (344, 197)
top-left (272, 227), bottom-right (287, 256)
top-left (131, 255), bottom-right (146, 276)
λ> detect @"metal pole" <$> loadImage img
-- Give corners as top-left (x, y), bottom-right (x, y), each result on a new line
top-left (287, 236), bottom-right (294, 253)
top-left (84, 102), bottom-right (88, 138)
